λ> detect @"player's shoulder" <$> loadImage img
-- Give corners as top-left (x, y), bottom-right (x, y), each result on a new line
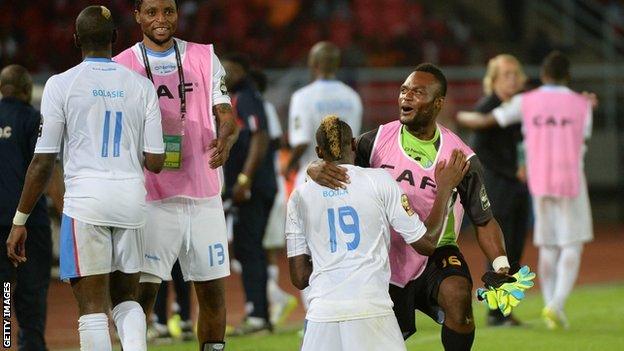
top-left (44, 64), bottom-right (84, 91)
top-left (347, 165), bottom-right (391, 187)
top-left (336, 80), bottom-right (360, 97)
top-left (439, 124), bottom-right (474, 155)
top-left (113, 44), bottom-right (137, 61)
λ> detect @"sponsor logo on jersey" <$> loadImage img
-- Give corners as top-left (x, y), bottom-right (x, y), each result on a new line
top-left (480, 185), bottom-right (491, 210)
top-left (219, 76), bottom-right (228, 95)
top-left (401, 194), bottom-right (415, 216)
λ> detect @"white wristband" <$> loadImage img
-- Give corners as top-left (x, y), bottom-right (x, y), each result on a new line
top-left (492, 256), bottom-right (510, 272)
top-left (12, 210), bottom-right (30, 226)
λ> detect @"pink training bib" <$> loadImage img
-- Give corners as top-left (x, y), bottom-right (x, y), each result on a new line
top-left (115, 42), bottom-right (221, 200)
top-left (370, 120), bottom-right (474, 287)
top-left (521, 88), bottom-right (589, 197)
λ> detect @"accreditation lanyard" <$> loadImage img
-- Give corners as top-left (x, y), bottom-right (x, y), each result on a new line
top-left (140, 40), bottom-right (187, 136)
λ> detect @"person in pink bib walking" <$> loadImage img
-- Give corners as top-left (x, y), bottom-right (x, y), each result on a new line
top-left (458, 51), bottom-right (594, 330)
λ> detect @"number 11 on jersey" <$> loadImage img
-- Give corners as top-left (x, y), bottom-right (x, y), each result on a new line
top-left (327, 206), bottom-right (361, 253)
top-left (101, 110), bottom-right (123, 157)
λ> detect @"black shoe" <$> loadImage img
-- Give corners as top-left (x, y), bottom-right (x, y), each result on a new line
top-left (487, 311), bottom-right (522, 327)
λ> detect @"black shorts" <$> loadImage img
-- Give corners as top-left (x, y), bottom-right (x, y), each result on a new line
top-left (389, 245), bottom-right (472, 339)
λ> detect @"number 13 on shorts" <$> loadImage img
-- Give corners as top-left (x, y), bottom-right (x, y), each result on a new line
top-left (208, 243), bottom-right (225, 266)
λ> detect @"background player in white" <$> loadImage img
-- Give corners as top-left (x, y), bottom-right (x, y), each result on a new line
top-left (115, 1), bottom-right (239, 349)
top-left (6, 6), bottom-right (165, 350)
top-left (284, 41), bottom-right (363, 186)
top-left (287, 116), bottom-right (468, 351)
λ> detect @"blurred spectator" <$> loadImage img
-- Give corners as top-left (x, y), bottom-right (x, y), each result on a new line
top-left (249, 69), bottom-right (298, 327)
top-left (466, 54), bottom-right (530, 326)
top-left (0, 64), bottom-right (62, 351)
top-left (0, 0), bottom-right (479, 72)
top-left (222, 53), bottom-right (277, 335)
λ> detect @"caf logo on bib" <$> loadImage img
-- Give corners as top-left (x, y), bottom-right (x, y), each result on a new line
top-left (401, 194), bottom-right (415, 216)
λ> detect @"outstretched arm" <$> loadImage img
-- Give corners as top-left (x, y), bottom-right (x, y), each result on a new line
top-left (456, 111), bottom-right (499, 130)
top-left (475, 219), bottom-right (508, 273)
top-left (457, 157), bottom-right (510, 273)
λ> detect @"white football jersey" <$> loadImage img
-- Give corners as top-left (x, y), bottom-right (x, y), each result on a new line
top-left (288, 80), bottom-right (362, 181)
top-left (36, 58), bottom-right (164, 228)
top-left (286, 165), bottom-right (426, 322)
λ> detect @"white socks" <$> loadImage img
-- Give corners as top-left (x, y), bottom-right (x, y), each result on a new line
top-left (267, 264), bottom-right (287, 303)
top-left (112, 301), bottom-right (147, 351)
top-left (78, 313), bottom-right (112, 351)
top-left (539, 244), bottom-right (583, 312)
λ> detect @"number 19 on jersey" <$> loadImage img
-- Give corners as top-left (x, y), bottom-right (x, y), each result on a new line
top-left (327, 206), bottom-right (360, 252)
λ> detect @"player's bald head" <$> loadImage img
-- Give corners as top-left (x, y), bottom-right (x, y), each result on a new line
top-left (308, 41), bottom-right (341, 76)
top-left (0, 64), bottom-right (32, 102)
top-left (75, 5), bottom-right (116, 51)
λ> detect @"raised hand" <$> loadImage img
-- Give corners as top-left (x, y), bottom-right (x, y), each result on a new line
top-left (434, 149), bottom-right (470, 192)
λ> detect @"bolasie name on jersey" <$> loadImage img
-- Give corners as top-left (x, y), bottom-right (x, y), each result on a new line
top-left (92, 89), bottom-right (125, 98)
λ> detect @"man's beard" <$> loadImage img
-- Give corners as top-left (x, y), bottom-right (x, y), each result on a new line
top-left (145, 31), bottom-right (173, 46)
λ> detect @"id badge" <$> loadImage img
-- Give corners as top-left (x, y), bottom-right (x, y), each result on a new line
top-left (163, 135), bottom-right (182, 169)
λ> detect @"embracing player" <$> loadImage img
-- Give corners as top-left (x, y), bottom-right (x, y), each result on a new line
top-left (288, 115), bottom-right (468, 351)
top-left (308, 64), bottom-right (512, 350)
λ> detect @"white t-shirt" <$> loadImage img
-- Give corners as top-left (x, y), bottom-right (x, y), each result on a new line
top-left (264, 100), bottom-right (282, 140)
top-left (36, 58), bottom-right (164, 228)
top-left (288, 80), bottom-right (362, 177)
top-left (286, 165), bottom-right (427, 322)
top-left (492, 85), bottom-right (593, 138)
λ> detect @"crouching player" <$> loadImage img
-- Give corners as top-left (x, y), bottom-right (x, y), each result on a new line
top-left (286, 116), bottom-right (468, 351)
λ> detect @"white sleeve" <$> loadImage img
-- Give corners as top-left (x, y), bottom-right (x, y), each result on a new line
top-left (288, 92), bottom-right (312, 147)
top-left (265, 101), bottom-right (283, 139)
top-left (211, 52), bottom-right (231, 106)
top-left (352, 92), bottom-right (363, 135)
top-left (492, 94), bottom-right (523, 127)
top-left (376, 172), bottom-right (427, 244)
top-left (35, 76), bottom-right (65, 153)
top-left (285, 191), bottom-right (310, 257)
top-left (584, 103), bottom-right (593, 139)
top-left (143, 82), bottom-right (165, 154)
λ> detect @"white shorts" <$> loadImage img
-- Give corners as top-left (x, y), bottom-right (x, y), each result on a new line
top-left (59, 214), bottom-right (142, 281)
top-left (532, 176), bottom-right (593, 247)
top-left (143, 196), bottom-right (230, 282)
top-left (301, 315), bottom-right (406, 351)
top-left (263, 175), bottom-right (286, 249)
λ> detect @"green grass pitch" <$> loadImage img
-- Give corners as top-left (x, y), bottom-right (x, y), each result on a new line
top-left (148, 283), bottom-right (624, 351)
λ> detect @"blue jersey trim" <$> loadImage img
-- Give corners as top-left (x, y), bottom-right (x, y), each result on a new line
top-left (59, 214), bottom-right (79, 280)
top-left (145, 45), bottom-right (175, 58)
top-left (84, 57), bottom-right (113, 63)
